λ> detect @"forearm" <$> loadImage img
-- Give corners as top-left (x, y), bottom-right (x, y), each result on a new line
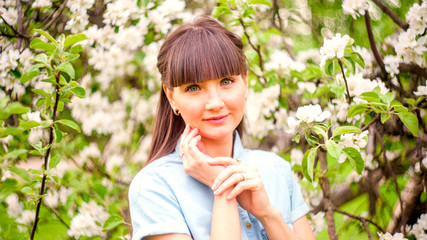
top-left (210, 189), bottom-right (241, 240)
top-left (259, 208), bottom-right (300, 240)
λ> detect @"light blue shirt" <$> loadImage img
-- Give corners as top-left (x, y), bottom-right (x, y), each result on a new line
top-left (129, 133), bottom-right (309, 240)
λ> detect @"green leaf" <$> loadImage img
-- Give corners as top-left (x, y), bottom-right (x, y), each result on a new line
top-left (3, 149), bottom-right (28, 160)
top-left (305, 132), bottom-right (319, 147)
top-left (70, 44), bottom-right (84, 53)
top-left (343, 57), bottom-right (355, 74)
top-left (33, 53), bottom-right (50, 66)
top-left (397, 112), bottom-right (419, 137)
top-left (292, 132), bottom-right (301, 143)
top-left (351, 52), bottom-right (365, 68)
top-left (343, 147), bottom-right (364, 174)
top-left (332, 126), bottom-right (361, 138)
top-left (64, 33), bottom-right (88, 49)
top-left (381, 113), bottom-right (390, 124)
top-left (8, 102), bottom-right (30, 114)
top-left (21, 186), bottom-right (33, 195)
top-left (32, 89), bottom-right (50, 97)
top-left (302, 147), bottom-right (317, 182)
top-left (360, 92), bottom-right (381, 103)
top-left (0, 127), bottom-right (24, 138)
top-left (249, 0), bottom-right (272, 7)
top-left (94, 182), bottom-right (107, 198)
top-left (56, 62), bottom-right (75, 79)
top-left (379, 92), bottom-right (394, 106)
top-left (34, 29), bottom-right (58, 45)
top-left (20, 120), bottom-right (41, 130)
top-left (71, 87), bottom-right (86, 98)
top-left (103, 215), bottom-right (125, 231)
top-left (312, 125), bottom-right (327, 139)
top-left (325, 140), bottom-right (341, 160)
top-left (9, 166), bottom-right (31, 182)
top-left (348, 104), bottom-right (368, 117)
top-left (54, 127), bottom-right (63, 143)
top-left (30, 38), bottom-right (55, 51)
top-left (21, 69), bottom-right (41, 84)
top-left (55, 119), bottom-right (81, 133)
top-left (49, 155), bottom-right (61, 169)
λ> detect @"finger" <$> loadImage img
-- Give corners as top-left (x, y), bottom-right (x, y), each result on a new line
top-left (189, 134), bottom-right (201, 147)
top-left (179, 124), bottom-right (190, 153)
top-left (212, 165), bottom-right (256, 190)
top-left (227, 179), bottom-right (259, 200)
top-left (183, 128), bottom-right (199, 146)
top-left (213, 171), bottom-right (257, 195)
top-left (208, 157), bottom-right (239, 166)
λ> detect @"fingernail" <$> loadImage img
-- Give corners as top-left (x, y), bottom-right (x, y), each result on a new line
top-left (211, 183), bottom-right (217, 190)
top-left (226, 194), bottom-right (232, 200)
top-left (213, 189), bottom-right (218, 195)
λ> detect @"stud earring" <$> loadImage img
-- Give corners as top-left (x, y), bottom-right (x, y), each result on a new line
top-left (173, 108), bottom-right (180, 116)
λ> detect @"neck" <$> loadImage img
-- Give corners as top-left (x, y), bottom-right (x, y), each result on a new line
top-left (201, 133), bottom-right (233, 158)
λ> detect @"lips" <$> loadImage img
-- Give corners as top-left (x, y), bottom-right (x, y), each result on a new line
top-left (204, 114), bottom-right (229, 124)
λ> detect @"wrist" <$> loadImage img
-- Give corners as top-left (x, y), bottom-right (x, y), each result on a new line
top-left (258, 206), bottom-right (282, 225)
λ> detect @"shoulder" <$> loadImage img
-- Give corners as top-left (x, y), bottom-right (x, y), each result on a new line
top-left (129, 153), bottom-right (182, 202)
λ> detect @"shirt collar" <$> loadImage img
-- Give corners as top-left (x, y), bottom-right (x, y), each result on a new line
top-left (175, 131), bottom-right (244, 159)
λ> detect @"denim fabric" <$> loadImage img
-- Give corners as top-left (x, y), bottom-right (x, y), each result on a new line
top-left (129, 133), bottom-right (309, 240)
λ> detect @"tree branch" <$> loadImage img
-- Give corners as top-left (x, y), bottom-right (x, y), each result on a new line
top-left (364, 12), bottom-right (387, 80)
top-left (318, 151), bottom-right (338, 240)
top-left (333, 207), bottom-right (385, 234)
top-left (371, 0), bottom-right (409, 30)
top-left (30, 72), bottom-right (61, 239)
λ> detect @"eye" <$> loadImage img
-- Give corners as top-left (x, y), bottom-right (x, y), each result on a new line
top-left (220, 78), bottom-right (234, 86)
top-left (185, 84), bottom-right (201, 92)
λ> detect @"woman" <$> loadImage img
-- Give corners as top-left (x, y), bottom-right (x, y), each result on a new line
top-left (129, 16), bottom-right (315, 240)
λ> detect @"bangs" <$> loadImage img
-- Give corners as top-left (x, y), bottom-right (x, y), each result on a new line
top-left (167, 28), bottom-right (246, 87)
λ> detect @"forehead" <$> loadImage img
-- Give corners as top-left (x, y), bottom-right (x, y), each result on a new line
top-left (166, 29), bottom-right (246, 88)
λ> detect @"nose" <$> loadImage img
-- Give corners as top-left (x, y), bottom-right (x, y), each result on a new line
top-left (205, 90), bottom-right (225, 110)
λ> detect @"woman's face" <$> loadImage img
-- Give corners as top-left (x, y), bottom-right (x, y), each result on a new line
top-left (164, 75), bottom-right (248, 141)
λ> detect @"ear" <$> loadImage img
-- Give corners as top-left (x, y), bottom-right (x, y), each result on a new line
top-left (163, 85), bottom-right (175, 107)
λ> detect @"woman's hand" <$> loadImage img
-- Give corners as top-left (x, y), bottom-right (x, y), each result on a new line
top-left (179, 125), bottom-right (239, 187)
top-left (210, 164), bottom-right (276, 220)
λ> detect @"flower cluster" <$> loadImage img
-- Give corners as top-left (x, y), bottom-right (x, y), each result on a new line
top-left (337, 130), bottom-right (369, 163)
top-left (406, 2), bottom-right (427, 35)
top-left (287, 104), bottom-right (331, 133)
top-left (408, 213), bottom-right (427, 239)
top-left (265, 50), bottom-right (306, 76)
top-left (68, 201), bottom-right (109, 238)
top-left (342, 0), bottom-right (369, 19)
top-left (336, 72), bottom-right (389, 100)
top-left (378, 232), bottom-right (407, 240)
top-left (414, 80), bottom-right (427, 96)
top-left (320, 33), bottom-right (352, 66)
top-left (246, 86), bottom-right (281, 139)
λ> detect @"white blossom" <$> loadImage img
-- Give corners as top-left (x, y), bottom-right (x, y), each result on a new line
top-left (409, 213), bottom-right (427, 240)
top-left (309, 211), bottom-right (326, 236)
top-left (414, 80), bottom-right (427, 96)
top-left (287, 104), bottom-right (331, 133)
top-left (0, 7), bottom-right (18, 26)
top-left (395, 29), bottom-right (427, 67)
top-left (378, 232), bottom-right (407, 240)
top-left (320, 33), bottom-right (352, 66)
top-left (68, 201), bottom-right (109, 238)
top-left (44, 190), bottom-right (59, 208)
top-left (6, 193), bottom-right (23, 218)
top-left (245, 86), bottom-right (280, 139)
top-left (342, 0), bottom-right (369, 19)
top-left (17, 210), bottom-right (35, 225)
top-left (32, 0), bottom-right (52, 8)
top-left (265, 50), bottom-right (306, 75)
top-left (290, 148), bottom-right (304, 166)
top-left (384, 55), bottom-right (401, 77)
top-left (406, 2), bottom-right (427, 35)
top-left (337, 130), bottom-right (369, 163)
top-left (66, 0), bottom-right (94, 12)
top-left (297, 82), bottom-right (317, 95)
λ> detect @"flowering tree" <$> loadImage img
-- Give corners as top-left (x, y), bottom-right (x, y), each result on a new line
top-left (0, 0), bottom-right (426, 239)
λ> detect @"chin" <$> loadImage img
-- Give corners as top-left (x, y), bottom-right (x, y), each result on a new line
top-left (199, 128), bottom-right (234, 140)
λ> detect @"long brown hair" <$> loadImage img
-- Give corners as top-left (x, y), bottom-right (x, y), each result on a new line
top-left (146, 16), bottom-right (248, 164)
